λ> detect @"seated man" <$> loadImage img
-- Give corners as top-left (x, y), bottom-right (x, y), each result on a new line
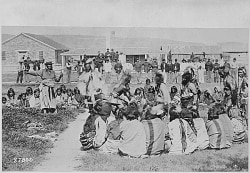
top-left (168, 102), bottom-right (197, 154)
top-left (205, 103), bottom-right (232, 149)
top-left (80, 100), bottom-right (112, 151)
top-left (118, 102), bottom-right (147, 158)
top-left (142, 108), bottom-right (165, 156)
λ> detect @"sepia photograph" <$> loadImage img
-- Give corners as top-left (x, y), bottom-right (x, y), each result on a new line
top-left (1, 0), bottom-right (250, 172)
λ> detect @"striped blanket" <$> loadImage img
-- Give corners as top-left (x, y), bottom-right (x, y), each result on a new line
top-left (193, 118), bottom-right (209, 150)
top-left (205, 119), bottom-right (232, 149)
top-left (219, 114), bottom-right (234, 143)
top-left (231, 118), bottom-right (247, 142)
top-left (168, 119), bottom-right (197, 154)
top-left (142, 118), bottom-right (165, 155)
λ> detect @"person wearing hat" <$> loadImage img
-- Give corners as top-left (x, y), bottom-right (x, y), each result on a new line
top-left (160, 59), bottom-right (167, 83)
top-left (173, 59), bottom-right (180, 83)
top-left (134, 59), bottom-right (142, 84)
top-left (151, 58), bottom-right (159, 82)
top-left (27, 61), bottom-right (63, 113)
top-left (205, 58), bottom-right (213, 83)
top-left (213, 59), bottom-right (220, 83)
top-left (223, 63), bottom-right (237, 92)
top-left (77, 57), bottom-right (105, 110)
top-left (16, 60), bottom-right (24, 84)
top-left (142, 59), bottom-right (152, 74)
top-left (80, 100), bottom-right (112, 150)
top-left (230, 57), bottom-right (238, 81)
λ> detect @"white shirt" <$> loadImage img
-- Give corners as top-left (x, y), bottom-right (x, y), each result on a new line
top-left (29, 96), bottom-right (40, 108)
top-left (93, 116), bottom-right (108, 148)
top-left (230, 61), bottom-right (237, 69)
top-left (104, 62), bottom-right (112, 72)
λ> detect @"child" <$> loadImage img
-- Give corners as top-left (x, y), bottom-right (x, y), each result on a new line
top-left (7, 88), bottom-right (17, 107)
top-left (2, 96), bottom-right (7, 108)
top-left (26, 87), bottom-right (33, 101)
top-left (118, 102), bottom-right (147, 158)
top-left (144, 79), bottom-right (155, 105)
top-left (60, 84), bottom-right (68, 102)
top-left (29, 88), bottom-right (41, 108)
top-left (66, 88), bottom-right (78, 108)
top-left (133, 88), bottom-right (146, 113)
top-left (55, 88), bottom-right (64, 108)
top-left (18, 93), bottom-right (30, 107)
top-left (74, 87), bottom-right (85, 107)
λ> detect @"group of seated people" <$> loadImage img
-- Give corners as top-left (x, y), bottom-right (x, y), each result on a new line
top-left (79, 77), bottom-right (248, 158)
top-left (2, 84), bottom-right (86, 110)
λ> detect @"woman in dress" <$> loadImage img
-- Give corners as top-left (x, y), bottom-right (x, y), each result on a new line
top-left (27, 61), bottom-right (63, 113)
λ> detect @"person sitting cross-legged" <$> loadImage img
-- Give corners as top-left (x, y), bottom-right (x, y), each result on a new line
top-left (118, 102), bottom-right (147, 158)
top-left (29, 88), bottom-right (41, 109)
top-left (141, 108), bottom-right (165, 156)
top-left (80, 100), bottom-right (113, 151)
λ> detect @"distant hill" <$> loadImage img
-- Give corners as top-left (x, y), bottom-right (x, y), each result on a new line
top-left (45, 34), bottom-right (208, 52)
top-left (2, 34), bottom-right (14, 42)
top-left (2, 33), bottom-right (248, 54)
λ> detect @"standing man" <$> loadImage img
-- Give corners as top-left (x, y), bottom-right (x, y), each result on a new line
top-left (213, 59), bottom-right (220, 83)
top-left (205, 58), bottom-right (213, 83)
top-left (151, 58), bottom-right (158, 82)
top-left (230, 58), bottom-right (238, 81)
top-left (27, 62), bottom-right (63, 113)
top-left (160, 59), bottom-right (167, 83)
top-left (166, 60), bottom-right (172, 84)
top-left (23, 59), bottom-right (30, 83)
top-left (16, 60), bottom-right (24, 84)
top-left (134, 59), bottom-right (142, 84)
top-left (173, 59), bottom-right (180, 83)
top-left (75, 60), bottom-right (83, 78)
top-left (66, 59), bottom-right (73, 83)
top-left (142, 59), bottom-right (151, 74)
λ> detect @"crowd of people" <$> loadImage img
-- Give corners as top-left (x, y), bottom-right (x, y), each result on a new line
top-left (78, 55), bottom-right (248, 158)
top-left (2, 84), bottom-right (85, 111)
top-left (6, 49), bottom-right (248, 158)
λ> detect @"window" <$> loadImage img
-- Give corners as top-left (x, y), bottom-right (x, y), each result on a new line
top-left (39, 51), bottom-right (43, 59)
top-left (2, 51), bottom-right (6, 60)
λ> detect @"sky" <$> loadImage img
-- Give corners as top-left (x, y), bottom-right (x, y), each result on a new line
top-left (1, 27), bottom-right (249, 45)
top-left (1, 0), bottom-right (250, 45)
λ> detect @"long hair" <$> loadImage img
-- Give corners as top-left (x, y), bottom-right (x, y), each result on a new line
top-left (181, 72), bottom-right (192, 86)
top-left (7, 88), bottom-right (15, 99)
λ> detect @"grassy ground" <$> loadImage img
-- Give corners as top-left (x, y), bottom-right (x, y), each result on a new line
top-left (2, 72), bottom-right (247, 172)
top-left (2, 108), bottom-right (79, 171)
top-left (76, 143), bottom-right (248, 171)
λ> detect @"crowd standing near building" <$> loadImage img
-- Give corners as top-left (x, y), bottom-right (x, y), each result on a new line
top-left (3, 48), bottom-right (248, 158)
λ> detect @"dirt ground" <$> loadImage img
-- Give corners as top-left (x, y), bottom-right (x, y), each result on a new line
top-left (33, 111), bottom-right (89, 171)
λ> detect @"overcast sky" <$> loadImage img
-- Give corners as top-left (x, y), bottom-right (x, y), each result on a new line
top-left (1, 0), bottom-right (250, 45)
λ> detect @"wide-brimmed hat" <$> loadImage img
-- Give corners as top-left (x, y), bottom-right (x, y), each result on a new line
top-left (85, 58), bottom-right (94, 64)
top-left (106, 97), bottom-right (120, 106)
top-left (45, 61), bottom-right (53, 65)
top-left (93, 100), bottom-right (112, 116)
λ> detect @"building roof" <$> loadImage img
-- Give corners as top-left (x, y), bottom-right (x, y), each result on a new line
top-left (2, 33), bottom-right (69, 50)
top-left (61, 48), bottom-right (106, 56)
